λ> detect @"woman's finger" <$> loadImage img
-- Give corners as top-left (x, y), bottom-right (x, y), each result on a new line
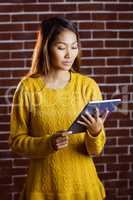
top-left (61, 131), bottom-right (72, 137)
top-left (95, 107), bottom-right (100, 120)
top-left (102, 109), bottom-right (109, 123)
top-left (57, 142), bottom-right (68, 149)
top-left (81, 114), bottom-right (92, 125)
top-left (77, 120), bottom-right (89, 127)
top-left (56, 137), bottom-right (68, 143)
top-left (84, 111), bottom-right (94, 123)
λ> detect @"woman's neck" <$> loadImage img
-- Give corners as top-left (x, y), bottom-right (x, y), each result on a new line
top-left (45, 69), bottom-right (70, 83)
top-left (44, 69), bottom-right (71, 88)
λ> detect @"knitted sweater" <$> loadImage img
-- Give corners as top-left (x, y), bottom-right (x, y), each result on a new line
top-left (9, 71), bottom-right (106, 200)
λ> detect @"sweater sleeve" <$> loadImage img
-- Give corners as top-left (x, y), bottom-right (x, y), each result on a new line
top-left (84, 78), bottom-right (106, 156)
top-left (9, 80), bottom-right (55, 159)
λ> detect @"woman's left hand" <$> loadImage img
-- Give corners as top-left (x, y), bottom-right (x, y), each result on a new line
top-left (77, 108), bottom-right (109, 137)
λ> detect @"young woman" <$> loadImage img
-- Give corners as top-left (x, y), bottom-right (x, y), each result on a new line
top-left (9, 16), bottom-right (109, 200)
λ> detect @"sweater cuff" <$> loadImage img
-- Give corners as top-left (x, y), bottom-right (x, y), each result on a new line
top-left (86, 129), bottom-right (103, 142)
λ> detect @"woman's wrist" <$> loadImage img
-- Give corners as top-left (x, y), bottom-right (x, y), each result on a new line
top-left (87, 128), bottom-right (102, 137)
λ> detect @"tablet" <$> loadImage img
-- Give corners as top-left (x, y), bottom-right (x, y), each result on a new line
top-left (68, 99), bottom-right (121, 134)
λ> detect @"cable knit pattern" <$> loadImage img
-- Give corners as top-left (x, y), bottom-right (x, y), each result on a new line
top-left (9, 71), bottom-right (106, 200)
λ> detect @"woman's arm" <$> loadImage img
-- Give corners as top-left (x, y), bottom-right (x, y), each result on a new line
top-left (83, 79), bottom-right (106, 156)
top-left (9, 81), bottom-right (55, 159)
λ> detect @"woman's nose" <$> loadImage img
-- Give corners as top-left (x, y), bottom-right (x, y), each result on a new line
top-left (65, 49), bottom-right (71, 58)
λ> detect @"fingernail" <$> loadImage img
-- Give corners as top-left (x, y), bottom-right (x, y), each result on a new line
top-left (68, 131), bottom-right (72, 134)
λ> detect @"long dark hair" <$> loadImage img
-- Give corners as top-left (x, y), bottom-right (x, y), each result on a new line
top-left (27, 16), bottom-right (81, 77)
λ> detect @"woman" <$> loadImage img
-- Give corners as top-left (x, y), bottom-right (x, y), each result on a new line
top-left (9, 16), bottom-right (109, 200)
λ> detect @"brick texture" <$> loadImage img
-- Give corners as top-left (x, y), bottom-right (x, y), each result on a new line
top-left (0, 0), bottom-right (132, 200)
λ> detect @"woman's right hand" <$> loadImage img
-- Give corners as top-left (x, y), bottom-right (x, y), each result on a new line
top-left (50, 131), bottom-right (72, 151)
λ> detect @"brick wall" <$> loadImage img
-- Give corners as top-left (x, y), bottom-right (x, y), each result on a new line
top-left (0, 0), bottom-right (133, 199)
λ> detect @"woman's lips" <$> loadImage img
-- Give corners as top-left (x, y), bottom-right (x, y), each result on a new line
top-left (62, 61), bottom-right (72, 65)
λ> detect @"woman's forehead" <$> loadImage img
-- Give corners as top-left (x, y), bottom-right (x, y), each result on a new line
top-left (53, 30), bottom-right (78, 44)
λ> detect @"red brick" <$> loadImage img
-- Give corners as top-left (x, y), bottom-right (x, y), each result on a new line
top-left (104, 146), bottom-right (128, 154)
top-left (0, 42), bottom-right (23, 50)
top-left (106, 76), bottom-right (130, 83)
top-left (107, 164), bottom-right (129, 171)
top-left (39, 0), bottom-right (63, 2)
top-left (94, 67), bottom-right (118, 75)
top-left (94, 155), bottom-right (116, 164)
top-left (93, 49), bottom-right (117, 57)
top-left (39, 13), bottom-right (62, 21)
top-left (82, 40), bottom-right (103, 48)
top-left (105, 4), bottom-right (133, 11)
top-left (93, 31), bottom-right (117, 38)
top-left (120, 120), bottom-right (133, 127)
top-left (119, 155), bottom-right (133, 163)
top-left (104, 180), bottom-right (128, 188)
top-left (11, 51), bottom-right (32, 59)
top-left (0, 5), bottom-right (23, 13)
top-left (0, 173), bottom-right (12, 183)
top-left (12, 14), bottom-right (37, 22)
top-left (95, 164), bottom-right (104, 172)
top-left (105, 40), bottom-right (130, 48)
top-left (118, 137), bottom-right (133, 145)
top-left (0, 52), bottom-right (10, 60)
top-left (80, 67), bottom-right (92, 75)
top-left (119, 49), bottom-right (133, 57)
top-left (24, 23), bottom-right (39, 31)
top-left (107, 58), bottom-right (131, 65)
top-left (91, 76), bottom-right (105, 84)
top-left (13, 176), bottom-right (26, 190)
top-left (82, 58), bottom-right (105, 66)
top-left (81, 50), bottom-right (91, 57)
top-left (66, 13), bottom-right (91, 20)
top-left (108, 112), bottom-right (130, 120)
top-left (78, 3), bottom-right (103, 11)
top-left (24, 41), bottom-right (35, 49)
top-left (106, 128), bottom-right (130, 137)
top-left (79, 22), bottom-right (104, 30)
top-left (79, 31), bottom-right (91, 39)
top-left (99, 172), bottom-right (117, 180)
top-left (0, 15), bottom-right (10, 22)
top-left (51, 4), bottom-right (76, 11)
top-left (23, 4), bottom-right (49, 12)
top-left (0, 24), bottom-right (23, 32)
top-left (119, 171), bottom-right (133, 179)
top-left (0, 106), bottom-right (8, 115)
top-left (119, 13), bottom-right (133, 20)
top-left (92, 13), bottom-right (117, 21)
top-left (0, 69), bottom-right (10, 78)
top-left (104, 120), bottom-right (117, 128)
top-left (11, 70), bottom-right (28, 77)
top-left (118, 188), bottom-right (133, 196)
top-left (106, 138), bottom-right (117, 146)
top-left (0, 60), bottom-right (24, 68)
top-left (119, 32), bottom-right (133, 39)
top-left (13, 158), bottom-right (29, 167)
top-left (0, 33), bottom-right (10, 40)
top-left (0, 115), bottom-right (10, 123)
top-left (106, 22), bottom-right (133, 30)
top-left (12, 32), bottom-right (36, 40)
top-left (100, 85), bottom-right (116, 93)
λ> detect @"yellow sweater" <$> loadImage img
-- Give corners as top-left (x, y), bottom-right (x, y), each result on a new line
top-left (9, 71), bottom-right (106, 200)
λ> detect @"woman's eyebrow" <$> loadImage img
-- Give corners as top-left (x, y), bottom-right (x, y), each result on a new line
top-left (55, 41), bottom-right (78, 45)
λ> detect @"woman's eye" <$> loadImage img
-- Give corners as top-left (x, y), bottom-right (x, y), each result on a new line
top-left (57, 46), bottom-right (78, 50)
top-left (58, 47), bottom-right (65, 50)
top-left (72, 46), bottom-right (78, 49)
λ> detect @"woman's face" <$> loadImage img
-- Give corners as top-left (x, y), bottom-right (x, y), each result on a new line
top-left (49, 29), bottom-right (79, 71)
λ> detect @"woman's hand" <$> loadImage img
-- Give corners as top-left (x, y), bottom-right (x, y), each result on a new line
top-left (50, 131), bottom-right (72, 151)
top-left (77, 108), bottom-right (109, 137)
